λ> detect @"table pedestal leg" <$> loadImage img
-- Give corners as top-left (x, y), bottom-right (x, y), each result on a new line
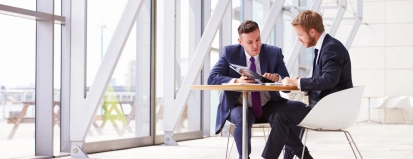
top-left (242, 91), bottom-right (248, 159)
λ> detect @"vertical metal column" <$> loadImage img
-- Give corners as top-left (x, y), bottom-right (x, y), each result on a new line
top-left (241, 0), bottom-right (252, 21)
top-left (163, 0), bottom-right (178, 145)
top-left (202, 0), bottom-right (212, 136)
top-left (61, 0), bottom-right (71, 153)
top-left (36, 0), bottom-right (54, 156)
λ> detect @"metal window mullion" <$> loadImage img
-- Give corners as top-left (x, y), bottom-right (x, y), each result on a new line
top-left (60, 0), bottom-right (71, 153)
top-left (241, 0), bottom-right (252, 21)
top-left (69, 0), bottom-right (87, 156)
top-left (201, 0), bottom-right (211, 137)
top-left (219, 0), bottom-right (232, 53)
top-left (36, 0), bottom-right (54, 156)
top-left (163, 0), bottom-right (176, 142)
top-left (135, 0), bottom-right (152, 137)
top-left (187, 0), bottom-right (202, 132)
top-left (274, 13), bottom-right (283, 48)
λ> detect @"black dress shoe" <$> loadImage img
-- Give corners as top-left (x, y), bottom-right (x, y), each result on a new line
top-left (295, 151), bottom-right (313, 159)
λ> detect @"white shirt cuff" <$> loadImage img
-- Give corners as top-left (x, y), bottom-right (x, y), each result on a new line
top-left (228, 78), bottom-right (236, 84)
top-left (276, 74), bottom-right (282, 83)
top-left (297, 78), bottom-right (301, 89)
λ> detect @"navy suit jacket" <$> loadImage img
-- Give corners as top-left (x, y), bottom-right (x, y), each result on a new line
top-left (300, 34), bottom-right (353, 107)
top-left (208, 44), bottom-right (289, 134)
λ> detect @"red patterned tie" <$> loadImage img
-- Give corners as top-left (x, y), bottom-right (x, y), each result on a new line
top-left (250, 57), bottom-right (263, 117)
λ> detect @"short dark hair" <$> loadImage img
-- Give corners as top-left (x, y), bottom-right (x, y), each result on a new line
top-left (237, 20), bottom-right (259, 36)
top-left (291, 10), bottom-right (325, 33)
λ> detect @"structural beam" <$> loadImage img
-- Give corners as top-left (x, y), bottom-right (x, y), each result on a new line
top-left (261, 0), bottom-right (285, 43)
top-left (0, 4), bottom-right (64, 24)
top-left (345, 0), bottom-right (363, 49)
top-left (327, 0), bottom-right (346, 36)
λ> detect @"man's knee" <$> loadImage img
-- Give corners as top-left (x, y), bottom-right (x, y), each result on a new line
top-left (269, 110), bottom-right (289, 124)
top-left (229, 107), bottom-right (254, 127)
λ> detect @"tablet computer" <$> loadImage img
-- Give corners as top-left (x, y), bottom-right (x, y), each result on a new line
top-left (229, 63), bottom-right (274, 83)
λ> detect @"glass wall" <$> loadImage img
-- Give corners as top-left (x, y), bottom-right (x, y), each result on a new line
top-left (85, 0), bottom-right (152, 142)
top-left (0, 10), bottom-right (36, 159)
top-left (155, 0), bottom-right (202, 135)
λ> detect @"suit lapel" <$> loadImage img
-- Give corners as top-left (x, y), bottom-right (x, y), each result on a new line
top-left (234, 46), bottom-right (247, 67)
top-left (318, 34), bottom-right (332, 57)
top-left (313, 34), bottom-right (332, 76)
top-left (259, 46), bottom-right (268, 74)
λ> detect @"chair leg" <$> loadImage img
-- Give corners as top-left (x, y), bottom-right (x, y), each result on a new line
top-left (263, 127), bottom-right (267, 143)
top-left (226, 124), bottom-right (235, 159)
top-left (301, 129), bottom-right (309, 159)
top-left (406, 113), bottom-right (413, 125)
top-left (229, 139), bottom-right (235, 158)
top-left (293, 128), bottom-right (306, 159)
top-left (344, 131), bottom-right (363, 159)
top-left (399, 109), bottom-right (406, 124)
top-left (298, 127), bottom-right (305, 140)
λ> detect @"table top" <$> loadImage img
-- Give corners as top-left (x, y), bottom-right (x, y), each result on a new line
top-left (188, 84), bottom-right (299, 91)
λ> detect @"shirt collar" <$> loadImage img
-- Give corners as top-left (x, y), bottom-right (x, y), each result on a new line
top-left (244, 50), bottom-right (259, 63)
top-left (315, 31), bottom-right (327, 50)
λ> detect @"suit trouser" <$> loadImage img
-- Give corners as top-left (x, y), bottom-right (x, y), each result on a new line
top-left (262, 105), bottom-right (312, 159)
top-left (228, 99), bottom-right (307, 159)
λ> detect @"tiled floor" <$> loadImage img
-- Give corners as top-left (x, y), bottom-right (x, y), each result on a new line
top-left (62, 124), bottom-right (413, 159)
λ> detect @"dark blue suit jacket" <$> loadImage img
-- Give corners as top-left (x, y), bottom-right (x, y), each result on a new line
top-left (208, 44), bottom-right (289, 134)
top-left (300, 34), bottom-right (353, 107)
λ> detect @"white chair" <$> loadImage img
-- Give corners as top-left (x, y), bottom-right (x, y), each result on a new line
top-left (297, 86), bottom-right (365, 159)
top-left (360, 96), bottom-right (388, 124)
top-left (385, 96), bottom-right (409, 123)
top-left (225, 122), bottom-right (270, 159)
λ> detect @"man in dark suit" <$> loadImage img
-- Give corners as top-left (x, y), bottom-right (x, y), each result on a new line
top-left (208, 20), bottom-right (307, 159)
top-left (261, 10), bottom-right (353, 159)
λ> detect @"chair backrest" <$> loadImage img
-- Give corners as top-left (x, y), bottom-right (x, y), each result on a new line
top-left (408, 97), bottom-right (413, 108)
top-left (298, 86), bottom-right (365, 130)
top-left (386, 96), bottom-right (408, 108)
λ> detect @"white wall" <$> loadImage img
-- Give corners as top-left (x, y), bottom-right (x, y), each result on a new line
top-left (334, 0), bottom-right (413, 98)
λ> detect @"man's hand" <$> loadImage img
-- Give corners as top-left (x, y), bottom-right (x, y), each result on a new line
top-left (235, 75), bottom-right (255, 83)
top-left (263, 73), bottom-right (279, 82)
top-left (282, 76), bottom-right (299, 86)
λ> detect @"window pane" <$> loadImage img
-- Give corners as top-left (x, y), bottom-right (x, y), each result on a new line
top-left (85, 0), bottom-right (151, 142)
top-left (0, 15), bottom-right (36, 158)
top-left (0, 0), bottom-right (36, 11)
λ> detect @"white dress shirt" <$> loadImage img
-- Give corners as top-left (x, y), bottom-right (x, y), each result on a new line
top-left (298, 32), bottom-right (327, 89)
